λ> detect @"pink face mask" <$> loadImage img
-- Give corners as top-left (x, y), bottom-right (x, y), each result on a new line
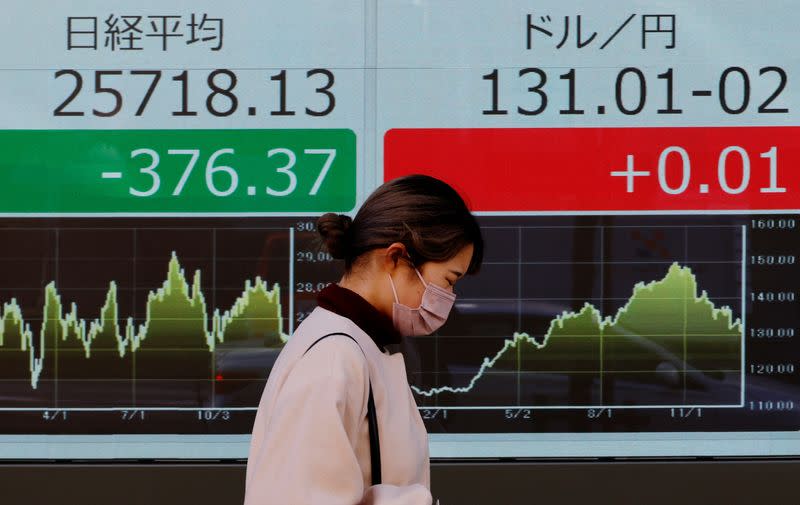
top-left (388, 265), bottom-right (456, 337)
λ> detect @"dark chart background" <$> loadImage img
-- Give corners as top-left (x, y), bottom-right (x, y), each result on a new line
top-left (410, 215), bottom-right (799, 433)
top-left (0, 215), bottom-right (797, 435)
top-left (0, 217), bottom-right (339, 434)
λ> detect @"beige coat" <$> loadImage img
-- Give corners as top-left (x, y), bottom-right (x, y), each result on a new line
top-left (244, 307), bottom-right (433, 505)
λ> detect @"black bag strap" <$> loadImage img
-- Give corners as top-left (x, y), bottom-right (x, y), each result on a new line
top-left (303, 332), bottom-right (382, 486)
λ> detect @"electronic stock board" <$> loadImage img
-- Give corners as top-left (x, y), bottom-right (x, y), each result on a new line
top-left (0, 0), bottom-right (798, 459)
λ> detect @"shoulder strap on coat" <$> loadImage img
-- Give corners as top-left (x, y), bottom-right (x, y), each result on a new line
top-left (303, 332), bottom-right (382, 486)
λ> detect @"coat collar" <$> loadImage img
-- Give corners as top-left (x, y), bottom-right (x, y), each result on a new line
top-left (317, 283), bottom-right (402, 352)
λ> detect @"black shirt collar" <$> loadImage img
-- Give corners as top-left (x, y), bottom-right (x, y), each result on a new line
top-left (317, 283), bottom-right (402, 352)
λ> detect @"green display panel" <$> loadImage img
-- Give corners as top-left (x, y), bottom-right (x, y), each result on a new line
top-left (0, 129), bottom-right (356, 213)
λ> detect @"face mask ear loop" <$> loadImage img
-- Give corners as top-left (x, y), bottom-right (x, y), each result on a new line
top-left (387, 273), bottom-right (400, 303)
top-left (413, 266), bottom-right (428, 288)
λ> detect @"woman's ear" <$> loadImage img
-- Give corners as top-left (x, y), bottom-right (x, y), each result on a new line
top-left (384, 242), bottom-right (408, 271)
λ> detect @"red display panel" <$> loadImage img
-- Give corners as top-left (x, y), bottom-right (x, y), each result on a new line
top-left (384, 127), bottom-right (800, 212)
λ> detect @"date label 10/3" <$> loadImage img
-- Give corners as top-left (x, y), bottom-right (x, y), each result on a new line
top-left (0, 129), bottom-right (356, 214)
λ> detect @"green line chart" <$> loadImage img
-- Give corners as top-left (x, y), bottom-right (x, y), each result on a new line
top-left (0, 250), bottom-right (286, 408)
top-left (412, 263), bottom-right (743, 407)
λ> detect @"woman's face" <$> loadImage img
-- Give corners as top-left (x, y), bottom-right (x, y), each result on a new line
top-left (392, 243), bottom-right (474, 308)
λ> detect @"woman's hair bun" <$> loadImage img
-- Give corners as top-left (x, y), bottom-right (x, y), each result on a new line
top-left (316, 213), bottom-right (352, 259)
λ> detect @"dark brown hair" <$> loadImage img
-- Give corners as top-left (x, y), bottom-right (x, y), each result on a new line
top-left (317, 175), bottom-right (483, 274)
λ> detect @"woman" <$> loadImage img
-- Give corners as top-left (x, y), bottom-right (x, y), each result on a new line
top-left (244, 175), bottom-right (483, 505)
